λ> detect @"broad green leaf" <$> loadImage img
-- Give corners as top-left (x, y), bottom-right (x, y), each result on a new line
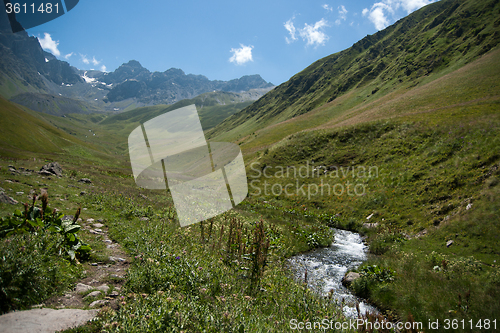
top-left (48, 226), bottom-right (61, 233)
top-left (65, 225), bottom-right (81, 234)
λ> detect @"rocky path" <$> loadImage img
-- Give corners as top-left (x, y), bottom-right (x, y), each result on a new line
top-left (0, 217), bottom-right (130, 332)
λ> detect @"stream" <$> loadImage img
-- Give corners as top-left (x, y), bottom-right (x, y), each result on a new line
top-left (288, 228), bottom-right (380, 318)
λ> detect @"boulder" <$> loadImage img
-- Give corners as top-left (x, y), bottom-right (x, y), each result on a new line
top-left (0, 192), bottom-right (18, 205)
top-left (40, 162), bottom-right (63, 177)
top-left (342, 272), bottom-right (360, 286)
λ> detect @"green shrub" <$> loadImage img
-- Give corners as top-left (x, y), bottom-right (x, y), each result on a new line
top-left (0, 232), bottom-right (80, 314)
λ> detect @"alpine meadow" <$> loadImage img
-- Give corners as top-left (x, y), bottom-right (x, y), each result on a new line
top-left (0, 0), bottom-right (499, 332)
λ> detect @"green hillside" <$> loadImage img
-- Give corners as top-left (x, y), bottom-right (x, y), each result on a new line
top-left (0, 97), bottom-right (108, 160)
top-left (208, 0), bottom-right (500, 143)
top-left (101, 90), bottom-right (255, 131)
top-left (10, 92), bottom-right (97, 116)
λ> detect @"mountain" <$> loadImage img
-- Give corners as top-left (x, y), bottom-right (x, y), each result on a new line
top-left (0, 9), bottom-right (273, 114)
top-left (0, 10), bottom-right (82, 99)
top-left (100, 60), bottom-right (274, 104)
top-left (207, 0), bottom-right (500, 142)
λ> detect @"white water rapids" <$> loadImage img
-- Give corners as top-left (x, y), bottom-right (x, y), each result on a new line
top-left (288, 228), bottom-right (380, 318)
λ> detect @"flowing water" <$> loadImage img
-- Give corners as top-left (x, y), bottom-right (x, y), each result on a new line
top-left (288, 228), bottom-right (380, 318)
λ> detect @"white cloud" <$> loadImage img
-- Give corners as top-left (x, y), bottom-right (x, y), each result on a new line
top-left (64, 52), bottom-right (73, 60)
top-left (285, 17), bottom-right (329, 47)
top-left (38, 33), bottom-right (60, 57)
top-left (368, 2), bottom-right (392, 30)
top-left (80, 54), bottom-right (90, 64)
top-left (339, 5), bottom-right (348, 20)
top-left (363, 0), bottom-right (436, 30)
top-left (100, 65), bottom-right (107, 72)
top-left (284, 18), bottom-right (297, 44)
top-left (299, 18), bottom-right (329, 47)
top-left (92, 56), bottom-right (100, 66)
top-left (401, 0), bottom-right (434, 13)
top-left (323, 4), bottom-right (333, 12)
top-left (229, 44), bottom-right (254, 65)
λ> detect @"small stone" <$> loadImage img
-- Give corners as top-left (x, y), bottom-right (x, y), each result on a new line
top-left (80, 191), bottom-right (86, 196)
top-left (94, 228), bottom-right (102, 233)
top-left (109, 291), bottom-right (120, 297)
top-left (342, 272), bottom-right (360, 286)
top-left (91, 263), bottom-right (98, 266)
top-left (84, 291), bottom-right (101, 299)
top-left (446, 240), bottom-right (454, 247)
top-left (104, 239), bottom-right (113, 244)
top-left (16, 191), bottom-right (24, 195)
top-left (38, 170), bottom-right (53, 177)
top-left (87, 218), bottom-right (94, 223)
top-left (466, 203), bottom-right (473, 210)
top-left (96, 285), bottom-right (109, 293)
top-left (89, 300), bottom-right (109, 308)
top-left (139, 217), bottom-right (149, 221)
top-left (93, 223), bottom-right (104, 228)
top-left (78, 178), bottom-right (92, 184)
top-left (97, 219), bottom-right (103, 222)
top-left (75, 283), bottom-right (93, 293)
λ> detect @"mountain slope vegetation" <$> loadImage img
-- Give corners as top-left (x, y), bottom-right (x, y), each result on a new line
top-left (208, 0), bottom-right (500, 143)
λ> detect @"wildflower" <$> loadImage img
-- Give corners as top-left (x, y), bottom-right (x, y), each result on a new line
top-left (130, 314), bottom-right (135, 319)
top-left (244, 296), bottom-right (252, 300)
top-left (175, 256), bottom-right (180, 260)
top-left (200, 288), bottom-right (207, 293)
top-left (157, 290), bottom-right (164, 295)
top-left (198, 267), bottom-right (203, 270)
top-left (166, 297), bottom-right (173, 302)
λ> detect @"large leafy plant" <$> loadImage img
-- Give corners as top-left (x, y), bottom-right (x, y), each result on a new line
top-left (0, 192), bottom-right (91, 261)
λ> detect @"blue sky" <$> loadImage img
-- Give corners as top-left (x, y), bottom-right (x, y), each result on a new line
top-left (28, 0), bottom-right (438, 85)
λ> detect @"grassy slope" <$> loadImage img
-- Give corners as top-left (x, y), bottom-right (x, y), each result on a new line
top-left (238, 46), bottom-right (500, 330)
top-left (101, 90), bottom-right (255, 132)
top-left (0, 97), bottom-right (111, 161)
top-left (10, 92), bottom-right (98, 116)
top-left (207, 0), bottom-right (500, 145)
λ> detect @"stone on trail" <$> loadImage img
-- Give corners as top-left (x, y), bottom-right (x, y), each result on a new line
top-left (83, 291), bottom-right (101, 299)
top-left (0, 308), bottom-right (97, 333)
top-left (75, 283), bottom-right (93, 293)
